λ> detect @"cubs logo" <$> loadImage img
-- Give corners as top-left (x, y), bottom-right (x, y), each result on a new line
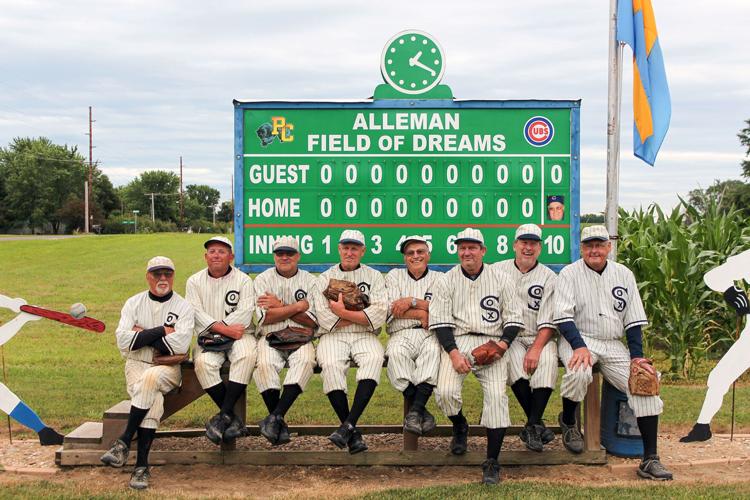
top-left (480, 295), bottom-right (500, 323)
top-left (164, 312), bottom-right (179, 327)
top-left (295, 289), bottom-right (307, 301)
top-left (612, 286), bottom-right (628, 312)
top-left (527, 285), bottom-right (544, 311)
top-left (424, 292), bottom-right (433, 302)
top-left (524, 116), bottom-right (554, 147)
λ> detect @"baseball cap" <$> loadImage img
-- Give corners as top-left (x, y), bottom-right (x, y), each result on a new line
top-left (147, 256), bottom-right (175, 272)
top-left (515, 224), bottom-right (542, 241)
top-left (581, 226), bottom-right (610, 242)
top-left (339, 229), bottom-right (365, 246)
top-left (547, 195), bottom-right (565, 204)
top-left (204, 236), bottom-right (233, 251)
top-left (455, 227), bottom-right (485, 246)
top-left (273, 235), bottom-right (299, 253)
top-left (399, 235), bottom-right (430, 253)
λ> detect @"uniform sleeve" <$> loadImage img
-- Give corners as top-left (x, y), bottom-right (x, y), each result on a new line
top-left (115, 297), bottom-right (140, 354)
top-left (498, 271), bottom-right (524, 329)
top-left (314, 273), bottom-right (340, 332)
top-left (536, 273), bottom-right (557, 331)
top-left (304, 278), bottom-right (319, 325)
top-left (623, 270), bottom-right (648, 329)
top-left (158, 301), bottom-right (195, 355)
top-left (553, 268), bottom-right (577, 325)
top-left (384, 270), bottom-right (400, 323)
top-left (185, 274), bottom-right (217, 335)
top-left (429, 274), bottom-right (455, 329)
top-left (253, 272), bottom-right (269, 326)
top-left (223, 274), bottom-right (255, 330)
top-left (362, 270), bottom-right (387, 330)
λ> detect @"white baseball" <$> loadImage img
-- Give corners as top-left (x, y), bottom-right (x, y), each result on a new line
top-left (70, 302), bottom-right (87, 319)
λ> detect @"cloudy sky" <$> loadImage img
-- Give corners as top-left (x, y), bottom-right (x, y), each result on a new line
top-left (0, 0), bottom-right (747, 214)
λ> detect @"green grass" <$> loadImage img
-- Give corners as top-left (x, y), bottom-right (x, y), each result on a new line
top-left (0, 234), bottom-right (748, 437)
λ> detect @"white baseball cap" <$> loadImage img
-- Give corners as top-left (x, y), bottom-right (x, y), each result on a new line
top-left (515, 224), bottom-right (542, 241)
top-left (339, 229), bottom-right (365, 246)
top-left (147, 256), bottom-right (175, 272)
top-left (455, 227), bottom-right (485, 246)
top-left (399, 235), bottom-right (430, 253)
top-left (204, 236), bottom-right (233, 251)
top-left (273, 235), bottom-right (299, 253)
top-left (581, 225), bottom-right (610, 242)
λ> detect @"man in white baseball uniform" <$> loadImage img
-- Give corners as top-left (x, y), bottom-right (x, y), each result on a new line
top-left (101, 256), bottom-right (194, 490)
top-left (186, 236), bottom-right (256, 445)
top-left (554, 226), bottom-right (672, 480)
top-left (494, 224), bottom-right (558, 452)
top-left (254, 236), bottom-right (318, 445)
top-left (315, 229), bottom-right (387, 454)
top-left (430, 228), bottom-right (524, 485)
top-left (681, 249), bottom-right (750, 442)
top-left (385, 236), bottom-right (442, 435)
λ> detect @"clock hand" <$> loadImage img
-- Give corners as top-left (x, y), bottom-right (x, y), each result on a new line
top-left (411, 58), bottom-right (436, 76)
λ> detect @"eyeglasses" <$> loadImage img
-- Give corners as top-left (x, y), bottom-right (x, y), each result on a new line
top-left (150, 270), bottom-right (174, 278)
top-left (405, 249), bottom-right (427, 256)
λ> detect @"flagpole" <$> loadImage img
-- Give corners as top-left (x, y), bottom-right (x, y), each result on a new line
top-left (606, 0), bottom-right (624, 258)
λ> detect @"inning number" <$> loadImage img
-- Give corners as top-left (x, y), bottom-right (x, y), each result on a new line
top-left (551, 164), bottom-right (563, 184)
top-left (496, 235), bottom-right (508, 254)
top-left (371, 235), bottom-right (382, 254)
top-left (544, 235), bottom-right (565, 254)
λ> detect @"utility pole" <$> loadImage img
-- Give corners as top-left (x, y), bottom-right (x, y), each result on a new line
top-left (179, 156), bottom-right (184, 228)
top-left (85, 106), bottom-right (95, 233)
top-left (145, 192), bottom-right (178, 222)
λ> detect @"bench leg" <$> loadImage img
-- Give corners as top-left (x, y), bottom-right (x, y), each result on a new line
top-left (583, 371), bottom-right (601, 452)
top-left (403, 396), bottom-right (418, 451)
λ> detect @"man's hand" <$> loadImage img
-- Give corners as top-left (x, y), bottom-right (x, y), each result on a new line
top-left (449, 349), bottom-right (472, 374)
top-left (390, 297), bottom-right (412, 317)
top-left (329, 293), bottom-right (347, 317)
top-left (523, 345), bottom-right (542, 374)
top-left (133, 324), bottom-right (144, 332)
top-left (295, 298), bottom-right (310, 313)
top-left (420, 312), bottom-right (429, 329)
top-left (164, 326), bottom-right (175, 335)
top-left (567, 347), bottom-right (593, 370)
top-left (211, 322), bottom-right (245, 340)
top-left (257, 292), bottom-right (283, 309)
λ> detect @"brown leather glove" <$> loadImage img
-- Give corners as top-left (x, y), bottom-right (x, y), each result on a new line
top-left (628, 357), bottom-right (660, 396)
top-left (471, 340), bottom-right (507, 366)
top-left (266, 326), bottom-right (314, 351)
top-left (323, 278), bottom-right (370, 311)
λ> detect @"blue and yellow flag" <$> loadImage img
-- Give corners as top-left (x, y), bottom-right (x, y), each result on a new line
top-left (616, 0), bottom-right (670, 166)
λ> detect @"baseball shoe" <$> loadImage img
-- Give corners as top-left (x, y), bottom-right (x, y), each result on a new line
top-left (100, 439), bottom-right (129, 468)
top-left (347, 428), bottom-right (368, 454)
top-left (223, 414), bottom-right (246, 443)
top-left (524, 424), bottom-right (544, 453)
top-left (539, 421), bottom-right (555, 444)
top-left (38, 426), bottom-right (64, 446)
top-left (680, 423), bottom-right (712, 443)
top-left (558, 412), bottom-right (583, 454)
top-left (259, 414), bottom-right (281, 444)
top-left (329, 422), bottom-right (355, 449)
top-left (129, 466), bottom-right (151, 490)
top-left (276, 417), bottom-right (291, 445)
top-left (403, 410), bottom-right (423, 436)
top-left (637, 455), bottom-right (673, 481)
top-left (450, 420), bottom-right (469, 455)
top-left (481, 458), bottom-right (501, 485)
top-left (421, 409), bottom-right (437, 434)
top-left (206, 412), bottom-right (231, 445)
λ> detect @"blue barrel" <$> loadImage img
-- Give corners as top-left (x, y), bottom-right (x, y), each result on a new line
top-left (600, 379), bottom-right (644, 458)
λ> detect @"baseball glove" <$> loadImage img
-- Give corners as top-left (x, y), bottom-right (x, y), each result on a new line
top-left (197, 331), bottom-right (235, 352)
top-left (471, 340), bottom-right (507, 366)
top-left (628, 357), bottom-right (660, 396)
top-left (323, 278), bottom-right (370, 311)
top-left (266, 326), bottom-right (314, 351)
top-left (153, 353), bottom-right (189, 366)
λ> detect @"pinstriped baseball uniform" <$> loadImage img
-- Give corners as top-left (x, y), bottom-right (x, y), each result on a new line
top-left (493, 259), bottom-right (558, 390)
top-left (430, 265), bottom-right (524, 428)
top-left (186, 267), bottom-right (257, 388)
top-left (315, 264), bottom-right (387, 394)
top-left (115, 291), bottom-right (194, 429)
top-left (384, 267), bottom-right (443, 392)
top-left (252, 267), bottom-right (318, 393)
top-left (554, 259), bottom-right (663, 417)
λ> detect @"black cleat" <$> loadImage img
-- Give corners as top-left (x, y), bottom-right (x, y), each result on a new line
top-left (525, 424), bottom-right (544, 452)
top-left (680, 423), bottom-right (712, 443)
top-left (328, 422), bottom-right (355, 449)
top-left (558, 412), bottom-right (583, 454)
top-left (450, 420), bottom-right (469, 455)
top-left (539, 421), bottom-right (555, 444)
top-left (259, 414), bottom-right (280, 444)
top-left (638, 455), bottom-right (673, 481)
top-left (38, 426), bottom-right (64, 446)
top-left (481, 458), bottom-right (501, 485)
top-left (347, 428), bottom-right (368, 454)
top-left (205, 412), bottom-right (230, 445)
top-left (421, 409), bottom-right (437, 434)
top-left (276, 417), bottom-right (291, 445)
top-left (403, 410), bottom-right (423, 436)
top-left (223, 414), bottom-right (245, 443)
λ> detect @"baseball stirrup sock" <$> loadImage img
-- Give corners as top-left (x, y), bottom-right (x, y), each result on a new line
top-left (562, 398), bottom-right (579, 426)
top-left (221, 381), bottom-right (247, 416)
top-left (8, 401), bottom-right (46, 432)
top-left (346, 379), bottom-right (377, 426)
top-left (261, 389), bottom-right (280, 414)
top-left (637, 415), bottom-right (659, 457)
top-left (529, 388), bottom-right (553, 426)
top-left (449, 411), bottom-right (466, 430)
top-left (511, 379), bottom-right (532, 419)
top-left (120, 406), bottom-right (149, 446)
top-left (410, 383), bottom-right (434, 415)
top-left (403, 383), bottom-right (417, 406)
top-left (135, 427), bottom-right (156, 468)
top-left (486, 428), bottom-right (506, 460)
top-left (273, 384), bottom-right (302, 417)
top-left (205, 383), bottom-right (227, 409)
top-left (327, 390), bottom-right (350, 423)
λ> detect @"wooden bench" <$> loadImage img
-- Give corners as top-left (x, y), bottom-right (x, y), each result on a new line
top-left (56, 359), bottom-right (605, 466)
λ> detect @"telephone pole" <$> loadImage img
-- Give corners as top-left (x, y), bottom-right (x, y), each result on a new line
top-left (85, 106), bottom-right (95, 233)
top-left (179, 156), bottom-right (184, 228)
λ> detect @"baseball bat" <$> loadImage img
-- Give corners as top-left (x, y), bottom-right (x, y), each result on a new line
top-left (19, 305), bottom-right (105, 333)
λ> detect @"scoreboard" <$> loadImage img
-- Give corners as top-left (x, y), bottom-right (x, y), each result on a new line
top-left (233, 100), bottom-right (580, 273)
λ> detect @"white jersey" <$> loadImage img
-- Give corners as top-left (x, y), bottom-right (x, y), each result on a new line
top-left (553, 259), bottom-right (647, 340)
top-left (115, 291), bottom-right (194, 363)
top-left (185, 267), bottom-right (255, 336)
top-left (493, 259), bottom-right (557, 338)
top-left (429, 264), bottom-right (523, 337)
top-left (314, 264), bottom-right (387, 334)
top-left (254, 267), bottom-right (319, 335)
top-left (385, 267), bottom-right (443, 335)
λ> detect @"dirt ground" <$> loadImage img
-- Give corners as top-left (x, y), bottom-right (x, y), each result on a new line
top-left (1, 429), bottom-right (750, 498)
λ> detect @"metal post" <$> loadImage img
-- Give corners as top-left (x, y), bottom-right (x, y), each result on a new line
top-left (150, 193), bottom-right (155, 222)
top-left (133, 210), bottom-right (139, 234)
top-left (88, 106), bottom-right (93, 233)
top-left (179, 156), bottom-right (184, 228)
top-left (605, 0), bottom-right (624, 259)
top-left (84, 181), bottom-right (89, 233)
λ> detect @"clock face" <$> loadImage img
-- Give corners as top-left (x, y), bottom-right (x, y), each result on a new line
top-left (381, 30), bottom-right (445, 95)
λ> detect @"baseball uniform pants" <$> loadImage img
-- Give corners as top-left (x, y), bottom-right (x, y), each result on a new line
top-left (316, 331), bottom-right (384, 394)
top-left (385, 328), bottom-right (440, 392)
top-left (194, 333), bottom-right (257, 388)
top-left (253, 336), bottom-right (316, 393)
top-left (125, 360), bottom-right (181, 430)
top-left (506, 335), bottom-right (558, 389)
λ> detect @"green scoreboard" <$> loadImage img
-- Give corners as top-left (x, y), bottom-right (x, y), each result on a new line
top-left (234, 32), bottom-right (580, 273)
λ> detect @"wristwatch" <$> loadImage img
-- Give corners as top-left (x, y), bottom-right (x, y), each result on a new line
top-left (411, 297), bottom-right (418, 308)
